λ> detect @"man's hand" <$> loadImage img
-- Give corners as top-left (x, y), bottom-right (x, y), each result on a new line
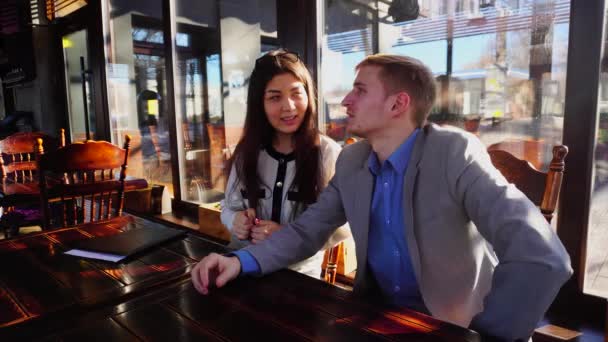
top-left (191, 253), bottom-right (241, 295)
top-left (250, 220), bottom-right (282, 244)
top-left (232, 208), bottom-right (256, 240)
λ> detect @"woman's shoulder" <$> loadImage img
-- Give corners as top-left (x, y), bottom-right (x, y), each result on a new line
top-left (318, 134), bottom-right (342, 170)
top-left (319, 134), bottom-right (341, 153)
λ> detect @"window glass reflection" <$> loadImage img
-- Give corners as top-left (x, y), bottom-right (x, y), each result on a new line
top-left (320, 0), bottom-right (569, 173)
top-left (102, 0), bottom-right (174, 195)
top-left (174, 0), bottom-right (276, 204)
top-left (587, 3), bottom-right (608, 298)
top-left (322, 0), bottom-right (374, 143)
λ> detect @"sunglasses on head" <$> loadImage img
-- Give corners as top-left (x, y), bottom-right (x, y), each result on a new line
top-left (255, 49), bottom-right (301, 67)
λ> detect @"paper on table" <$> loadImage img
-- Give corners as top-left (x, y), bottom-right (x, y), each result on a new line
top-left (64, 249), bottom-right (125, 263)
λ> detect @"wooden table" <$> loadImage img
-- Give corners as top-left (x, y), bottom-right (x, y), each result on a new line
top-left (0, 216), bottom-right (481, 341)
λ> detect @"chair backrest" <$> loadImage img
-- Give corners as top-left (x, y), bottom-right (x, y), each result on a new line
top-left (37, 136), bottom-right (131, 228)
top-left (0, 130), bottom-right (64, 182)
top-left (487, 144), bottom-right (568, 223)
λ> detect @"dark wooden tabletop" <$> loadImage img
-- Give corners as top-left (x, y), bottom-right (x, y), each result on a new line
top-left (0, 216), bottom-right (480, 342)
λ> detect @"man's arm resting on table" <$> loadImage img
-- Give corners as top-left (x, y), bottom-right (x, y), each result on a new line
top-left (191, 252), bottom-right (248, 294)
top-left (231, 250), bottom-right (262, 276)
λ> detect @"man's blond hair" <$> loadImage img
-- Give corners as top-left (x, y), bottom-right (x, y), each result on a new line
top-left (357, 54), bottom-right (436, 127)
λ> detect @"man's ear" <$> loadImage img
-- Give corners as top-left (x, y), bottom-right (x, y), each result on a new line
top-left (390, 92), bottom-right (411, 116)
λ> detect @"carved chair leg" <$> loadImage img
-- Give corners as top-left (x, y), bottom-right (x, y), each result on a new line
top-left (325, 261), bottom-right (337, 284)
top-left (324, 243), bottom-right (343, 285)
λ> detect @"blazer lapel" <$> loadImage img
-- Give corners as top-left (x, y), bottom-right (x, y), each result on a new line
top-left (403, 128), bottom-right (427, 283)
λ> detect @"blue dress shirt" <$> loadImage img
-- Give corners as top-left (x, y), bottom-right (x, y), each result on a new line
top-left (367, 129), bottom-right (426, 312)
top-left (233, 250), bottom-right (261, 276)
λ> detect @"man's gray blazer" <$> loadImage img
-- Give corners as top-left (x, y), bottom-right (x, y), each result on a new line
top-left (244, 123), bottom-right (572, 340)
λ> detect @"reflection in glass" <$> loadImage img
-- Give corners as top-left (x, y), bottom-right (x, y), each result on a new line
top-left (321, 0), bottom-right (570, 173)
top-left (172, 12), bottom-right (224, 203)
top-left (102, 1), bottom-right (174, 195)
top-left (586, 4), bottom-right (608, 298)
top-left (321, 0), bottom-right (375, 143)
top-left (173, 0), bottom-right (276, 204)
top-left (63, 29), bottom-right (96, 142)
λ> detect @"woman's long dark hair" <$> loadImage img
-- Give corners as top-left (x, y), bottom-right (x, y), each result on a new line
top-left (228, 49), bottom-right (321, 212)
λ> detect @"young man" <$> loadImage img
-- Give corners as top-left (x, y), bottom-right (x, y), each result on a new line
top-left (191, 54), bottom-right (572, 341)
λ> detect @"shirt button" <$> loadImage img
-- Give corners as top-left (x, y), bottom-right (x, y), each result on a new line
top-left (394, 250), bottom-right (400, 257)
top-left (383, 182), bottom-right (389, 188)
top-left (394, 285), bottom-right (400, 293)
top-left (279, 159), bottom-right (284, 164)
top-left (276, 182), bottom-right (283, 188)
top-left (386, 219), bottom-right (390, 224)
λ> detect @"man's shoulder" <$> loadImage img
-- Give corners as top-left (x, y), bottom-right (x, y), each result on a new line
top-left (423, 123), bottom-right (484, 155)
top-left (338, 139), bottom-right (372, 164)
top-left (419, 124), bottom-right (491, 181)
top-left (425, 123), bottom-right (477, 143)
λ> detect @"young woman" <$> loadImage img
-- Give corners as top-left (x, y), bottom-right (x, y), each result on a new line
top-left (220, 49), bottom-right (349, 278)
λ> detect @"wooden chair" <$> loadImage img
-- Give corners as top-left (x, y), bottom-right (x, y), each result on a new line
top-left (484, 143), bottom-right (575, 341)
top-left (488, 143), bottom-right (568, 223)
top-left (37, 135), bottom-right (131, 229)
top-left (323, 136), bottom-right (358, 284)
top-left (487, 139), bottom-right (546, 170)
top-left (323, 241), bottom-right (344, 284)
top-left (0, 130), bottom-right (64, 182)
top-left (207, 123), bottom-right (230, 191)
top-left (489, 143), bottom-right (578, 342)
top-left (0, 130), bottom-right (64, 236)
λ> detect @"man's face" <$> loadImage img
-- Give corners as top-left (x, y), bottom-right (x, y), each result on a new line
top-left (341, 65), bottom-right (393, 138)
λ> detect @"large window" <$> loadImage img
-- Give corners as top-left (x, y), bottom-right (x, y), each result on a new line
top-left (102, 1), bottom-right (174, 194)
top-left (172, 2), bottom-right (224, 204)
top-left (172, 0), bottom-right (276, 205)
top-left (101, 0), bottom-right (276, 207)
top-left (320, 0), bottom-right (570, 173)
top-left (586, 3), bottom-right (608, 298)
top-left (321, 0), bottom-right (374, 143)
top-left (62, 29), bottom-right (96, 142)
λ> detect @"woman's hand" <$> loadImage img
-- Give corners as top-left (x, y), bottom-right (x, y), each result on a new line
top-left (250, 220), bottom-right (282, 244)
top-left (232, 208), bottom-right (256, 240)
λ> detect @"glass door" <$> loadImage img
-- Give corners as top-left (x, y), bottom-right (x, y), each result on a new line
top-left (62, 28), bottom-right (96, 142)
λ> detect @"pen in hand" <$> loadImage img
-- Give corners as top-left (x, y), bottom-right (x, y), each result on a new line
top-left (248, 217), bottom-right (260, 241)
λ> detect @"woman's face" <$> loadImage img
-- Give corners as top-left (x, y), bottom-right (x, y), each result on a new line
top-left (263, 73), bottom-right (308, 138)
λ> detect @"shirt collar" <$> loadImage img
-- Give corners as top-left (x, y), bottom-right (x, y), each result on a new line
top-left (368, 128), bottom-right (420, 176)
top-left (264, 144), bottom-right (295, 162)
